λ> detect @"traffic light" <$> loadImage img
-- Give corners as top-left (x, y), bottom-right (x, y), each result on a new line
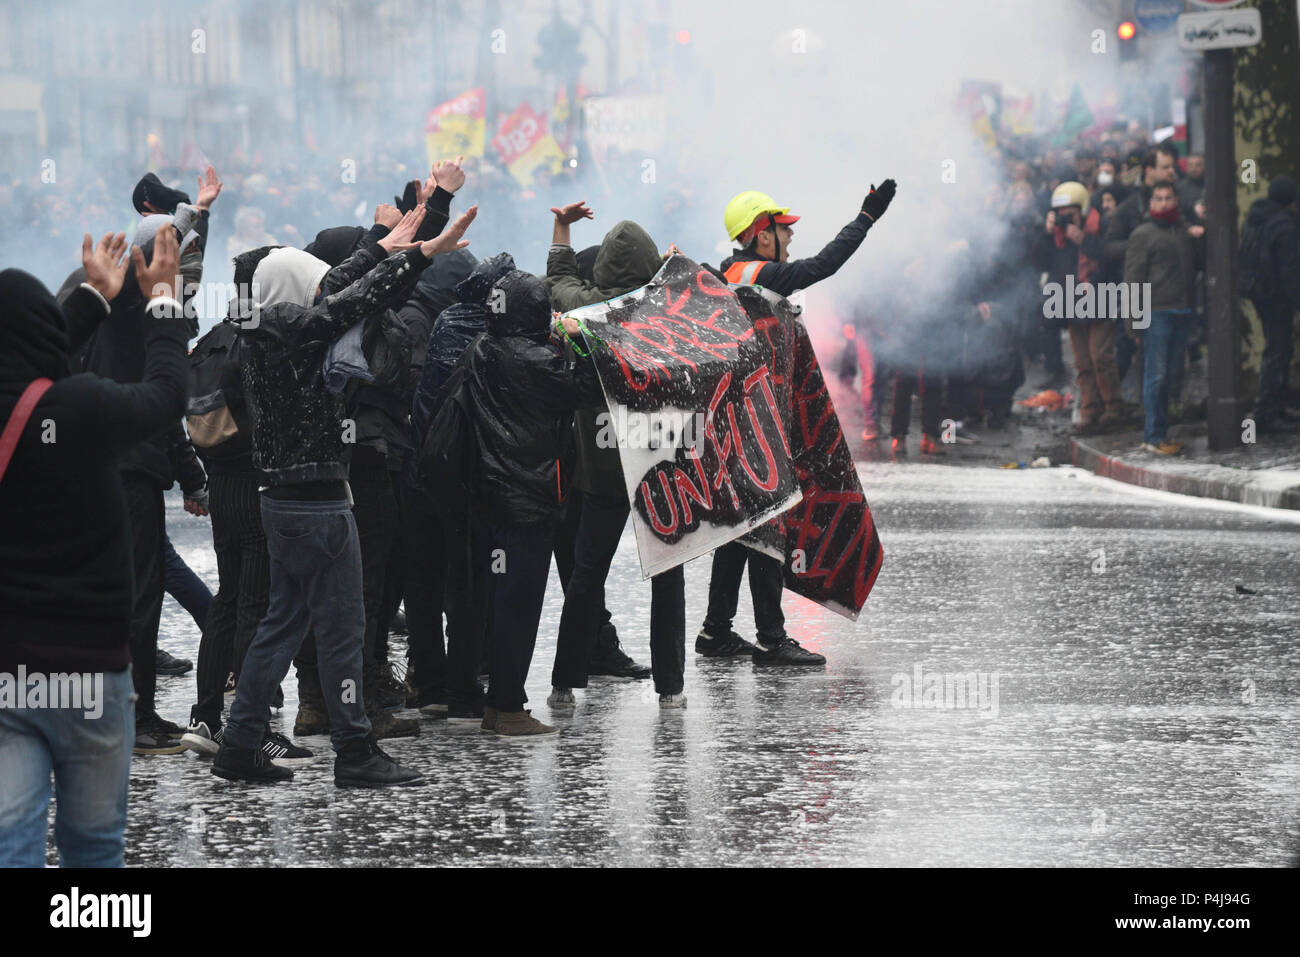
top-left (1117, 21), bottom-right (1138, 62)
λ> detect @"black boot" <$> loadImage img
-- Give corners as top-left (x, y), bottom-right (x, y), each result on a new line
top-left (211, 742), bottom-right (293, 784)
top-left (334, 735), bottom-right (423, 788)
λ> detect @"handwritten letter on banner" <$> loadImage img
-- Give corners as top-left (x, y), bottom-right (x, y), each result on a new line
top-left (564, 255), bottom-right (883, 620)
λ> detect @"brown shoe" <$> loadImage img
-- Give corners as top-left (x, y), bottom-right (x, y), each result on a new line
top-left (369, 710), bottom-right (420, 739)
top-left (294, 704), bottom-right (330, 737)
top-left (494, 710), bottom-right (558, 738)
top-left (480, 705), bottom-right (498, 733)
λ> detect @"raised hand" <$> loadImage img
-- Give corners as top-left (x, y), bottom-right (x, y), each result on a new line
top-left (862, 179), bottom-right (897, 222)
top-left (81, 232), bottom-right (129, 302)
top-left (374, 203), bottom-right (402, 229)
top-left (431, 155), bottom-right (467, 195)
top-left (378, 205), bottom-right (427, 253)
top-left (131, 224), bottom-right (181, 302)
top-left (421, 205), bottom-right (478, 258)
top-left (550, 200), bottom-right (594, 226)
top-left (196, 166), bottom-right (223, 211)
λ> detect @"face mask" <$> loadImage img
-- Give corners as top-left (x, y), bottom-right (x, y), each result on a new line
top-left (1097, 171), bottom-right (1114, 188)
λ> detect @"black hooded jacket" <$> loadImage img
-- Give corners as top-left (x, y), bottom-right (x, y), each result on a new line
top-left (406, 252), bottom-right (512, 492)
top-left (1243, 197), bottom-right (1300, 310)
top-left (466, 270), bottom-right (603, 524)
top-left (0, 270), bottom-right (188, 673)
top-left (238, 247), bottom-right (432, 489)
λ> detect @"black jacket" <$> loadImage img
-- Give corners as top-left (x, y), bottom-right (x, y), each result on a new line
top-left (407, 252), bottom-right (513, 492)
top-left (238, 247), bottom-right (431, 488)
top-left (467, 270), bottom-right (603, 525)
top-left (1243, 197), bottom-right (1300, 310)
top-left (719, 211), bottom-right (874, 297)
top-left (0, 271), bottom-right (188, 674)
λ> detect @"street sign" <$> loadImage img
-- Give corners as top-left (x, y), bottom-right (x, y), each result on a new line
top-left (1134, 0), bottom-right (1183, 33)
top-left (1177, 8), bottom-right (1263, 49)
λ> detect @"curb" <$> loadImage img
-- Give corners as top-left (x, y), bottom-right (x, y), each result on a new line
top-left (1070, 438), bottom-right (1300, 510)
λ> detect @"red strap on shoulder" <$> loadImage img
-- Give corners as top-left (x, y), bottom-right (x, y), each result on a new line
top-left (0, 378), bottom-right (55, 485)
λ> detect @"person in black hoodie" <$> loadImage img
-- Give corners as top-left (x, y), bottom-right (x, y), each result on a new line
top-left (402, 253), bottom-right (523, 724)
top-left (209, 204), bottom-right (476, 785)
top-left (0, 229), bottom-right (186, 866)
top-left (58, 169), bottom-right (222, 754)
top-left (466, 269), bottom-right (604, 737)
top-left (1241, 176), bottom-right (1300, 431)
top-left (545, 210), bottom-right (684, 708)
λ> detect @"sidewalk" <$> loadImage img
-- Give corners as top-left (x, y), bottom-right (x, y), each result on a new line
top-left (1070, 423), bottom-right (1300, 510)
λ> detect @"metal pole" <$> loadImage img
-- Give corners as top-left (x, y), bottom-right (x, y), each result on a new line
top-left (1203, 48), bottom-right (1240, 451)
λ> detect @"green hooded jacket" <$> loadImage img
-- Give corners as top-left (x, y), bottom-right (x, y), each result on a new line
top-left (545, 220), bottom-right (662, 497)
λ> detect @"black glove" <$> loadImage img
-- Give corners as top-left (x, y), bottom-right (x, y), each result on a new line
top-left (862, 179), bottom-right (897, 222)
top-left (395, 180), bottom-right (420, 214)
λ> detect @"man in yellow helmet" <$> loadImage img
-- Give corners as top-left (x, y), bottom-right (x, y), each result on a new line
top-left (699, 178), bottom-right (896, 665)
top-left (718, 182), bottom-right (896, 296)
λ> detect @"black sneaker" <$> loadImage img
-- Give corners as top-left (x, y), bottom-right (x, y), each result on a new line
top-left (752, 636), bottom-right (826, 666)
top-left (368, 710), bottom-right (420, 739)
top-left (588, 627), bottom-right (651, 680)
top-left (155, 648), bottom-right (193, 676)
top-left (143, 711), bottom-right (187, 740)
top-left (335, 736), bottom-right (423, 788)
top-left (211, 743), bottom-right (293, 784)
top-left (261, 730), bottom-right (314, 767)
top-left (695, 628), bottom-right (758, 657)
top-left (181, 720), bottom-right (223, 756)
top-left (134, 717), bottom-right (187, 755)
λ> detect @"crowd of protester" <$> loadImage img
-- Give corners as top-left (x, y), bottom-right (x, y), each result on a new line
top-left (2, 113), bottom-right (1297, 867)
top-left (0, 139), bottom-right (903, 866)
top-left (841, 128), bottom-right (1298, 456)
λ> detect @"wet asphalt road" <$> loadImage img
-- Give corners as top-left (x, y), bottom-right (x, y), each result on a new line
top-left (115, 465), bottom-right (1299, 867)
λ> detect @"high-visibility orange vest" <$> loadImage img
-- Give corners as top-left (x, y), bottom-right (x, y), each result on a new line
top-left (723, 259), bottom-right (768, 285)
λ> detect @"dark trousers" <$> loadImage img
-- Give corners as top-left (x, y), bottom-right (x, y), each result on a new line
top-left (226, 496), bottom-right (370, 751)
top-left (122, 473), bottom-right (164, 719)
top-left (192, 471), bottom-right (269, 729)
top-left (703, 540), bottom-right (786, 644)
top-left (401, 483), bottom-right (488, 702)
top-left (350, 451), bottom-right (399, 674)
top-left (552, 492), bottom-right (685, 695)
top-left (1253, 297), bottom-right (1296, 419)
top-left (163, 534), bottom-right (212, 631)
top-left (1115, 320), bottom-right (1138, 384)
top-left (474, 514), bottom-right (555, 713)
top-left (890, 362), bottom-right (942, 439)
top-left (553, 488), bottom-right (614, 636)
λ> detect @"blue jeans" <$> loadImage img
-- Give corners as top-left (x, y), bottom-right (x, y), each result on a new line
top-left (226, 497), bottom-right (370, 752)
top-left (0, 668), bottom-right (134, 867)
top-left (164, 533), bottom-right (213, 631)
top-left (1143, 309), bottom-right (1192, 445)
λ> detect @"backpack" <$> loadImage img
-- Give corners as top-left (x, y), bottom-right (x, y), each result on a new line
top-left (186, 319), bottom-right (249, 458)
top-left (1238, 214), bottom-right (1278, 301)
top-left (417, 357), bottom-right (478, 517)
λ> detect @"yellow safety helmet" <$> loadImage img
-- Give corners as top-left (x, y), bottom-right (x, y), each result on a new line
top-left (1050, 181), bottom-right (1091, 216)
top-left (724, 190), bottom-right (800, 242)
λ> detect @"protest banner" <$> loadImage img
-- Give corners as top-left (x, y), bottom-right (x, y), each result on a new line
top-left (425, 88), bottom-right (485, 165)
top-left (732, 285), bottom-right (885, 621)
top-left (491, 103), bottom-right (566, 186)
top-left (560, 255), bottom-right (802, 579)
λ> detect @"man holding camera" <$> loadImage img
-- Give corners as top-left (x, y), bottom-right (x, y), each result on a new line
top-left (1038, 181), bottom-right (1128, 434)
